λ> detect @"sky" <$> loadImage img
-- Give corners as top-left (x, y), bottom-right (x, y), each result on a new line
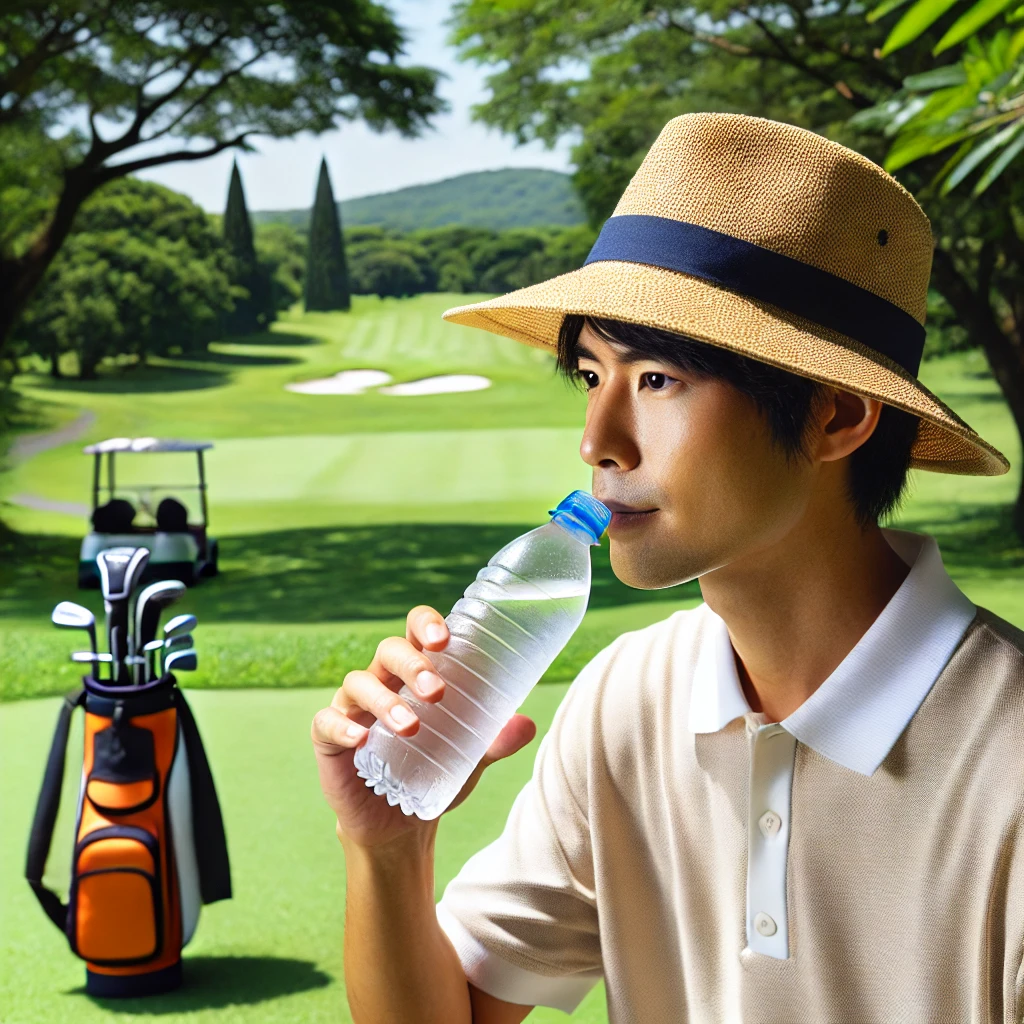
top-left (135, 0), bottom-right (576, 214)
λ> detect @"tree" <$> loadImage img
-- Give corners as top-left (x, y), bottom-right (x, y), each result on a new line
top-left (222, 161), bottom-right (273, 334)
top-left (448, 0), bottom-right (1024, 535)
top-left (255, 223), bottom-right (307, 312)
top-left (13, 179), bottom-right (234, 378)
top-left (304, 157), bottom-right (351, 311)
top-left (0, 0), bottom-right (447, 356)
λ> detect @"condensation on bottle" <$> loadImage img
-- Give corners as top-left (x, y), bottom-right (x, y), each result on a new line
top-left (353, 490), bottom-right (612, 820)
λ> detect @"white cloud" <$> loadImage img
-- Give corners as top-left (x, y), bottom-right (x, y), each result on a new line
top-left (134, 0), bottom-right (576, 213)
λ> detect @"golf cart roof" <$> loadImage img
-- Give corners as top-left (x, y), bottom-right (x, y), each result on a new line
top-left (83, 438), bottom-right (214, 455)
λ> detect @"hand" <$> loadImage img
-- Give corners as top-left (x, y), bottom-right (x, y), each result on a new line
top-left (311, 605), bottom-right (537, 851)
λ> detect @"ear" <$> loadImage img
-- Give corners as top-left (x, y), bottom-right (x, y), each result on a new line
top-left (816, 387), bottom-right (883, 464)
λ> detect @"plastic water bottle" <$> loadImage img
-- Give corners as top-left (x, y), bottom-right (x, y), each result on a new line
top-left (353, 490), bottom-right (612, 820)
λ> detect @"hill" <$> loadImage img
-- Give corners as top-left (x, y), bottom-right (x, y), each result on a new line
top-left (252, 168), bottom-right (587, 233)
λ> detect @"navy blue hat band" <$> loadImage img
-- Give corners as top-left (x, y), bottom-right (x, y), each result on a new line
top-left (583, 215), bottom-right (925, 377)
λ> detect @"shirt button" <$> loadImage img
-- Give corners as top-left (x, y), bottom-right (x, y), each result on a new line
top-left (758, 810), bottom-right (782, 838)
top-left (754, 912), bottom-right (777, 937)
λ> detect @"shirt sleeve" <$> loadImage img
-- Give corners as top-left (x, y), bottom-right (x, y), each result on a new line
top-left (435, 645), bottom-right (617, 1014)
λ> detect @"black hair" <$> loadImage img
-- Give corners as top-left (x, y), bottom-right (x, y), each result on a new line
top-left (556, 314), bottom-right (919, 529)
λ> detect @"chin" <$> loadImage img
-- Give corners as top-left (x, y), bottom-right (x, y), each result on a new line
top-left (609, 542), bottom-right (701, 591)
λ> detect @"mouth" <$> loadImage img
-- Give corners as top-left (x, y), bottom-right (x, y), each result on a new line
top-left (599, 498), bottom-right (659, 531)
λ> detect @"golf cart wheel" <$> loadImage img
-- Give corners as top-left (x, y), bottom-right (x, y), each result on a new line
top-left (200, 539), bottom-right (219, 578)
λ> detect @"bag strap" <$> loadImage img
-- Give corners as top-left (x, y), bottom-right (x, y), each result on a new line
top-left (174, 689), bottom-right (232, 903)
top-left (25, 686), bottom-right (86, 931)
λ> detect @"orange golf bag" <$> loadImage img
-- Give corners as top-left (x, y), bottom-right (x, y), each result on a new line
top-left (25, 671), bottom-right (231, 996)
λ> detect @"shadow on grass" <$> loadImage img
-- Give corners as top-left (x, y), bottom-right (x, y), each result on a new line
top-left (0, 519), bottom-right (699, 622)
top-left (69, 955), bottom-right (331, 1012)
top-left (30, 365), bottom-right (230, 395)
top-left (5, 503), bottom-right (1020, 624)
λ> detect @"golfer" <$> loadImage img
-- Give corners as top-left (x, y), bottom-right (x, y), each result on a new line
top-left (311, 113), bottom-right (1024, 1022)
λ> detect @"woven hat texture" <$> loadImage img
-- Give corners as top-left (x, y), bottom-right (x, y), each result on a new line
top-left (442, 112), bottom-right (1009, 477)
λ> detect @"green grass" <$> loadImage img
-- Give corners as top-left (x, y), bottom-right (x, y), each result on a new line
top-left (0, 685), bottom-right (609, 1023)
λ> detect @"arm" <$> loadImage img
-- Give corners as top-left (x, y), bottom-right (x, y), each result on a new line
top-left (341, 830), bottom-right (534, 1024)
top-left (310, 605), bottom-right (538, 1024)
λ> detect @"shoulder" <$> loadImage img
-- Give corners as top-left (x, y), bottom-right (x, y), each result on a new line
top-left (553, 603), bottom-right (711, 754)
top-left (970, 605), bottom-right (1024, 662)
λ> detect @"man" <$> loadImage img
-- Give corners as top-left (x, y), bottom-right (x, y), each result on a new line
top-left (311, 113), bottom-right (1024, 1022)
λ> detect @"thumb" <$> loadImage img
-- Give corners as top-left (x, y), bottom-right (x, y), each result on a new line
top-left (446, 714), bottom-right (537, 813)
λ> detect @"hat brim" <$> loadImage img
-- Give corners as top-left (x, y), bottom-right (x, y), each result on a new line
top-left (442, 260), bottom-right (1010, 477)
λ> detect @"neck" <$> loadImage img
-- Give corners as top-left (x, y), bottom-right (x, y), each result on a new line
top-left (698, 514), bottom-right (912, 724)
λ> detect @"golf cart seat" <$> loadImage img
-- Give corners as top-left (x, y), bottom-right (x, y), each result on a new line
top-left (156, 497), bottom-right (189, 532)
top-left (91, 498), bottom-right (136, 533)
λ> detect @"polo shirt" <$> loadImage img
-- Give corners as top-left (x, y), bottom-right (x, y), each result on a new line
top-left (435, 527), bottom-right (1024, 1022)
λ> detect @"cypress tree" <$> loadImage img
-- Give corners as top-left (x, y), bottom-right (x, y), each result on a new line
top-left (222, 160), bottom-right (274, 334)
top-left (304, 157), bottom-right (351, 311)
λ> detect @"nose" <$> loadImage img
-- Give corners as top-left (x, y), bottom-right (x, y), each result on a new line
top-left (579, 380), bottom-right (641, 471)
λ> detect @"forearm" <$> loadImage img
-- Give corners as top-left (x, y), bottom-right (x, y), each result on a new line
top-left (341, 827), bottom-right (473, 1024)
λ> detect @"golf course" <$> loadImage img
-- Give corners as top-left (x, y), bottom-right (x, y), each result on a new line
top-left (1, 292), bottom-right (1022, 1023)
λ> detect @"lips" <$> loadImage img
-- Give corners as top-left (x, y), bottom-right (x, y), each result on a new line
top-left (598, 498), bottom-right (659, 530)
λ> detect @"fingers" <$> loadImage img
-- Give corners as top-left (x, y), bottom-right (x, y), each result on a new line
top-left (406, 605), bottom-right (449, 652)
top-left (338, 668), bottom-right (424, 737)
top-left (311, 704), bottom-right (368, 752)
top-left (369, 635), bottom-right (445, 703)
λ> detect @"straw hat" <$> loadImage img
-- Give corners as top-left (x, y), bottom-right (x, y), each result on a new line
top-left (442, 112), bottom-right (1009, 477)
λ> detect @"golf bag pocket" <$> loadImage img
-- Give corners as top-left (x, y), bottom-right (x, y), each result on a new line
top-left (68, 825), bottom-right (161, 965)
top-left (86, 722), bottom-right (158, 815)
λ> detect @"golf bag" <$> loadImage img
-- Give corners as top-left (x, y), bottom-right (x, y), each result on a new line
top-left (25, 670), bottom-right (231, 996)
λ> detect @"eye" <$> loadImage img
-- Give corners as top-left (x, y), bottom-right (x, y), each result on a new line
top-left (576, 368), bottom-right (599, 389)
top-left (641, 371), bottom-right (673, 391)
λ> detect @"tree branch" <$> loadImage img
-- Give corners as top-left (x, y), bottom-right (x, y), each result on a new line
top-left (748, 15), bottom-right (875, 108)
top-left (93, 133), bottom-right (252, 184)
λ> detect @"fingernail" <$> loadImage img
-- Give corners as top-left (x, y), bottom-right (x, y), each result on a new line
top-left (426, 624), bottom-right (447, 644)
top-left (346, 724), bottom-right (366, 740)
top-left (390, 705), bottom-right (416, 727)
top-left (417, 670), bottom-right (443, 697)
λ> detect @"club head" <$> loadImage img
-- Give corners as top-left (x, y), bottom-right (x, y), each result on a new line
top-left (163, 614), bottom-right (197, 639)
top-left (164, 634), bottom-right (194, 653)
top-left (142, 639), bottom-right (165, 654)
top-left (52, 601), bottom-right (96, 632)
top-left (164, 649), bottom-right (197, 674)
top-left (96, 547), bottom-right (151, 601)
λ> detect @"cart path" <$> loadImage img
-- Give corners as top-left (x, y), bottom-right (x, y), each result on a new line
top-left (3, 410), bottom-right (95, 517)
top-left (8, 409), bottom-right (96, 463)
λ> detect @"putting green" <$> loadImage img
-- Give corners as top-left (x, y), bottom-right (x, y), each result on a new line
top-left (0, 686), bottom-right (609, 1023)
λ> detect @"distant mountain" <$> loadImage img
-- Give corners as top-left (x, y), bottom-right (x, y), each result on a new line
top-left (252, 168), bottom-right (587, 233)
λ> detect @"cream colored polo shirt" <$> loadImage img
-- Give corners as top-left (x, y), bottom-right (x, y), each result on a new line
top-left (436, 528), bottom-right (1024, 1022)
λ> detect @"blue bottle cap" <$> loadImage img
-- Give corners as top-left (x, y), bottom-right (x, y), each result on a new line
top-left (548, 490), bottom-right (612, 545)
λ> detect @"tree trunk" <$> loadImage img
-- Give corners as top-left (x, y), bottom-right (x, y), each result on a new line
top-left (49, 345), bottom-right (62, 379)
top-left (931, 246), bottom-right (1024, 539)
top-left (0, 166), bottom-right (96, 352)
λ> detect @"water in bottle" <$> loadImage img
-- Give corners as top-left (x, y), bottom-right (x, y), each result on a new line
top-left (353, 490), bottom-right (612, 820)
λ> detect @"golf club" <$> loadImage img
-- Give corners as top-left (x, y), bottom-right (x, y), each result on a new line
top-left (70, 652), bottom-right (113, 663)
top-left (154, 633), bottom-right (193, 678)
top-left (163, 613), bottom-right (197, 640)
top-left (164, 649), bottom-right (197, 674)
top-left (96, 547), bottom-right (150, 686)
top-left (142, 639), bottom-right (164, 682)
top-left (133, 580), bottom-right (186, 684)
top-left (52, 602), bottom-right (97, 658)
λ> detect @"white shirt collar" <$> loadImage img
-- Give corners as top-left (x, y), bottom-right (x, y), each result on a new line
top-left (687, 528), bottom-right (978, 776)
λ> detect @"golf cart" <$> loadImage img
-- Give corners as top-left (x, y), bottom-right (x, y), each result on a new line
top-left (78, 437), bottom-right (219, 589)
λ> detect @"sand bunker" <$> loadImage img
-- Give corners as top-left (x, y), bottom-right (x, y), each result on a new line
top-left (285, 370), bottom-right (492, 397)
top-left (378, 375), bottom-right (492, 396)
top-left (285, 369), bottom-right (393, 395)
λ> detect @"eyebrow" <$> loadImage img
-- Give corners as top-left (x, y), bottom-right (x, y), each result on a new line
top-left (575, 341), bottom-right (648, 366)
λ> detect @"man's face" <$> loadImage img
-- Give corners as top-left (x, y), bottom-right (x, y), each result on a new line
top-left (575, 323), bottom-right (825, 589)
